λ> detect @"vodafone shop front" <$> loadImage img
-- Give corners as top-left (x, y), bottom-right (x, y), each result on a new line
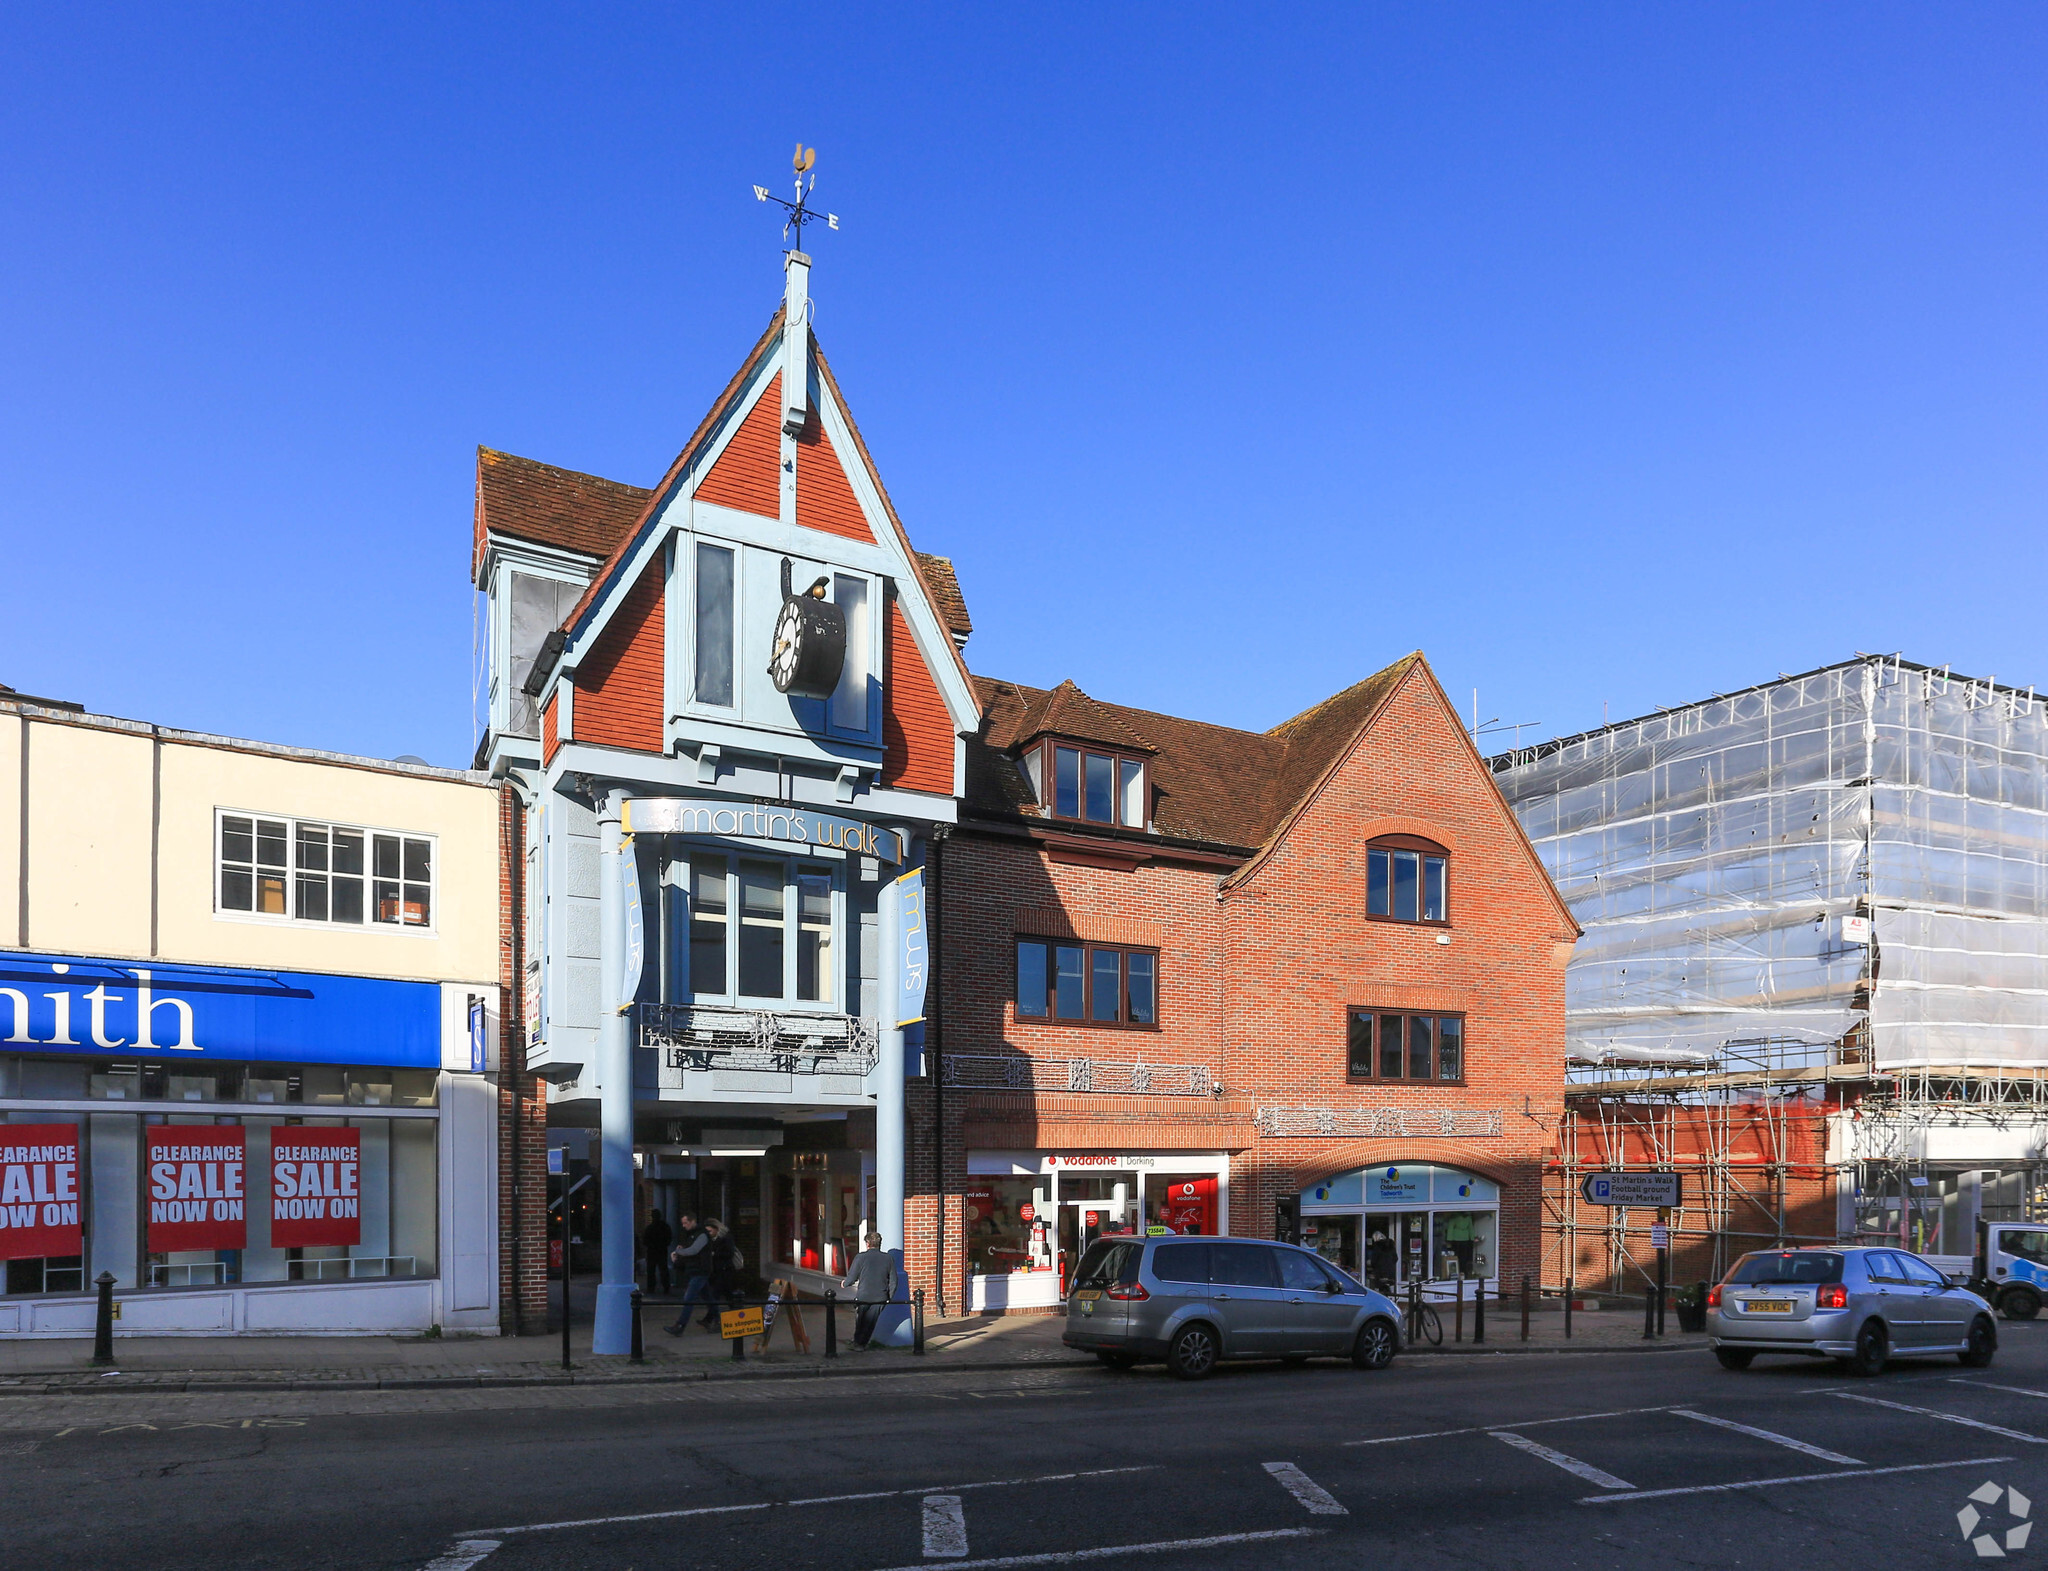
top-left (964, 1151), bottom-right (1231, 1311)
top-left (0, 950), bottom-right (498, 1337)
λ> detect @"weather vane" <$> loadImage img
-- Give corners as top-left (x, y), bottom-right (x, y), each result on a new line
top-left (754, 144), bottom-right (839, 251)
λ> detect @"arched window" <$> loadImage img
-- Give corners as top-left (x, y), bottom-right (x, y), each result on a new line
top-left (1366, 835), bottom-right (1449, 924)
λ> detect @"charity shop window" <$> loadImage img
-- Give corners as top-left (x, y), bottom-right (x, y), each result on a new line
top-left (217, 813), bottom-right (433, 929)
top-left (1366, 836), bottom-right (1449, 924)
top-left (1043, 743), bottom-right (1148, 829)
top-left (1015, 939), bottom-right (1157, 1027)
top-left (1346, 1010), bottom-right (1465, 1082)
top-left (683, 853), bottom-right (837, 1006)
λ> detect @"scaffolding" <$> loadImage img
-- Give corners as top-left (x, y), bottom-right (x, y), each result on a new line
top-left (1500, 656), bottom-right (2048, 1280)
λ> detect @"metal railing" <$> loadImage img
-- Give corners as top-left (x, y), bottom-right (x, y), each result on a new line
top-left (639, 1004), bottom-right (880, 1076)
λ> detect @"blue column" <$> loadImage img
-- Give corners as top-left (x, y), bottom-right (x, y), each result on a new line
top-left (592, 791), bottom-right (635, 1354)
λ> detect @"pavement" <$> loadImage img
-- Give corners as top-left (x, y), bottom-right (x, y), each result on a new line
top-left (0, 1293), bottom-right (1706, 1393)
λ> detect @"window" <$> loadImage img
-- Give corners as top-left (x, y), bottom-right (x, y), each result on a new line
top-left (1346, 1011), bottom-right (1465, 1082)
top-left (1016, 939), bottom-right (1158, 1027)
top-left (1278, 1248), bottom-right (1338, 1293)
top-left (1366, 837), bottom-right (1449, 923)
top-left (218, 814), bottom-right (428, 929)
top-left (737, 860), bottom-right (786, 997)
top-left (688, 854), bottom-right (728, 993)
top-left (694, 542), bottom-right (735, 707)
top-left (829, 573), bottom-right (870, 733)
top-left (683, 856), bottom-right (837, 1005)
top-left (1724, 1252), bottom-right (1844, 1286)
top-left (1043, 743), bottom-right (1148, 828)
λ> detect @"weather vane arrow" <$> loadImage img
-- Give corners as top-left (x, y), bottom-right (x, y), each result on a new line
top-left (754, 144), bottom-right (839, 249)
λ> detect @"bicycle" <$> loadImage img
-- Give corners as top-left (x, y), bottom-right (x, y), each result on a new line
top-left (1394, 1282), bottom-right (1442, 1346)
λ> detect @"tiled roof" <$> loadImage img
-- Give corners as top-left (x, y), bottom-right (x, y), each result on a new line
top-left (472, 449), bottom-right (653, 578)
top-left (916, 554), bottom-right (973, 648)
top-left (966, 654), bottom-right (1421, 854)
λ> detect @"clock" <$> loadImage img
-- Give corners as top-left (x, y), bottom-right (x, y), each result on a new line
top-left (767, 557), bottom-right (847, 699)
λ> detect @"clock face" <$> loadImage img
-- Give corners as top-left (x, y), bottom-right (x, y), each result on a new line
top-left (770, 600), bottom-right (806, 692)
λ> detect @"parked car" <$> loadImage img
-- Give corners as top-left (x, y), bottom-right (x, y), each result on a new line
top-left (1706, 1245), bottom-right (1997, 1376)
top-left (1061, 1233), bottom-right (1404, 1379)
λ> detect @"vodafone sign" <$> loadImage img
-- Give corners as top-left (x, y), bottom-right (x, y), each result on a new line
top-left (0, 1125), bottom-right (82, 1261)
top-left (270, 1129), bottom-right (362, 1248)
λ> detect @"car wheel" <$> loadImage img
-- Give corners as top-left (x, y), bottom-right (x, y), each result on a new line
top-left (1167, 1323), bottom-right (1220, 1381)
top-left (1713, 1347), bottom-right (1755, 1371)
top-left (1095, 1351), bottom-right (1139, 1370)
top-left (1960, 1315), bottom-right (1999, 1369)
top-left (1846, 1319), bottom-right (1888, 1377)
top-left (2002, 1285), bottom-right (2041, 1321)
top-left (1352, 1318), bottom-right (1398, 1371)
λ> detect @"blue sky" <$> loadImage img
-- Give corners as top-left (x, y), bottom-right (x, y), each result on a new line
top-left (3, 7), bottom-right (2044, 766)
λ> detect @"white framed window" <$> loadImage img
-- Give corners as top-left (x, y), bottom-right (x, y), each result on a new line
top-left (691, 539), bottom-right (737, 710)
top-left (828, 572), bottom-right (873, 736)
top-left (682, 852), bottom-right (839, 1006)
top-left (217, 812), bottom-right (435, 930)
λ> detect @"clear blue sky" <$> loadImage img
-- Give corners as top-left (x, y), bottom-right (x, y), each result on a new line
top-left (4, 7), bottom-right (2043, 766)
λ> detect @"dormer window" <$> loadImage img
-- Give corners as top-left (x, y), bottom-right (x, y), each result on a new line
top-left (1045, 743), bottom-right (1147, 828)
top-left (1367, 835), bottom-right (1449, 924)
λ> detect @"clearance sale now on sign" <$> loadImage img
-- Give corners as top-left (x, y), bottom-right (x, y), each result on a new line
top-left (0, 1125), bottom-right (82, 1261)
top-left (269, 1129), bottom-right (361, 1248)
top-left (146, 1126), bottom-right (247, 1251)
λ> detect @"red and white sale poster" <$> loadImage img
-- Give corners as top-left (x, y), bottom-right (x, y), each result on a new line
top-left (269, 1128), bottom-right (362, 1248)
top-left (146, 1126), bottom-right (247, 1251)
top-left (0, 1124), bottom-right (82, 1261)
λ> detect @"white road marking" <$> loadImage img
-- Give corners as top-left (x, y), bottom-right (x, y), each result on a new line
top-left (1346, 1405), bottom-right (1677, 1445)
top-left (864, 1527), bottom-right (1323, 1571)
top-left (419, 1542), bottom-right (501, 1571)
top-left (1262, 1462), bottom-right (1348, 1515)
top-left (923, 1495), bottom-right (968, 1559)
top-left (468, 1465), bottom-right (1158, 1535)
top-left (1580, 1454), bottom-right (2013, 1504)
top-left (1489, 1430), bottom-right (1635, 1490)
top-left (1668, 1408), bottom-right (1864, 1465)
top-left (1954, 1379), bottom-right (2048, 1401)
top-left (1830, 1393), bottom-right (2048, 1443)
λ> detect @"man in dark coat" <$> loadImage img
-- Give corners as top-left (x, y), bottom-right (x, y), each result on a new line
top-left (643, 1209), bottom-right (674, 1295)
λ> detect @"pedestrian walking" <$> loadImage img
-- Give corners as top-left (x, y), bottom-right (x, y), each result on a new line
top-left (701, 1218), bottom-right (745, 1329)
top-left (642, 1208), bottom-right (674, 1296)
top-left (663, 1212), bottom-right (709, 1335)
top-left (842, 1230), bottom-right (896, 1350)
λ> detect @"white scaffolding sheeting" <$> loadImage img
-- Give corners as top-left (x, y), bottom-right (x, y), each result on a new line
top-left (1495, 657), bottom-right (2048, 1070)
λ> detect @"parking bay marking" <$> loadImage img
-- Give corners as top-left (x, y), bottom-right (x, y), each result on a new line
top-left (1346, 1405), bottom-right (1679, 1446)
top-left (1579, 1455), bottom-right (2013, 1505)
top-left (1489, 1430), bottom-right (1635, 1491)
top-left (862, 1527), bottom-right (1324, 1571)
top-left (419, 1543), bottom-right (501, 1571)
top-left (1262, 1462), bottom-right (1348, 1516)
top-left (1954, 1379), bottom-right (2048, 1402)
top-left (1829, 1392), bottom-right (2048, 1444)
top-left (1668, 1409), bottom-right (1863, 1465)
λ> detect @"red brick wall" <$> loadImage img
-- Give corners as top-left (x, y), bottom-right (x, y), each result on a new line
top-left (796, 410), bottom-right (876, 544)
top-left (541, 692), bottom-right (559, 764)
top-left (573, 556), bottom-right (665, 753)
top-left (880, 596), bottom-right (954, 794)
top-left (496, 783), bottom-right (549, 1332)
top-left (695, 373), bottom-right (781, 518)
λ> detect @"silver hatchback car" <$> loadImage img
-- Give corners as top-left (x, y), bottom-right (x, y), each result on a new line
top-left (1707, 1245), bottom-right (1998, 1375)
top-left (1061, 1234), bottom-right (1405, 1379)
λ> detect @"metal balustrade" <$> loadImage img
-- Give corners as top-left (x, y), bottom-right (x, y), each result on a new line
top-left (637, 1003), bottom-right (880, 1076)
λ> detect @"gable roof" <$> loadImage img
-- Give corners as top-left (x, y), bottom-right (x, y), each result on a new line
top-left (472, 449), bottom-right (653, 579)
top-left (916, 554), bottom-right (972, 648)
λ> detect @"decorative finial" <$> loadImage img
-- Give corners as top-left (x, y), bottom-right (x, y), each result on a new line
top-left (753, 144), bottom-right (839, 251)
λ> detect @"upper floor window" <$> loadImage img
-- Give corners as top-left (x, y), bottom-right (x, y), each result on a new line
top-left (1037, 743), bottom-right (1147, 828)
top-left (684, 852), bottom-right (836, 1005)
top-left (1367, 837), bottom-right (1448, 923)
top-left (1015, 939), bottom-right (1157, 1027)
top-left (1346, 1010), bottom-right (1463, 1082)
top-left (217, 813), bottom-right (433, 928)
top-left (693, 541), bottom-right (735, 708)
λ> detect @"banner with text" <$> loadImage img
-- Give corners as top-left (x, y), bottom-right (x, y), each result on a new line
top-left (146, 1125), bottom-right (247, 1252)
top-left (894, 868), bottom-right (928, 1028)
top-left (0, 1124), bottom-right (82, 1261)
top-left (268, 1128), bottom-right (362, 1249)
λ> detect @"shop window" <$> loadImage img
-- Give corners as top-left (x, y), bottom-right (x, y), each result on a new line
top-left (965, 1177), bottom-right (1044, 1278)
top-left (1015, 940), bottom-right (1158, 1027)
top-left (1042, 742), bottom-right (1148, 828)
top-left (1347, 1011), bottom-right (1465, 1082)
top-left (684, 855), bottom-right (839, 1006)
top-left (1366, 836), bottom-right (1449, 924)
top-left (218, 813), bottom-right (431, 929)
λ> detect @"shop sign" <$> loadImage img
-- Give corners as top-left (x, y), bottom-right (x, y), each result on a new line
top-left (622, 798), bottom-right (903, 865)
top-left (0, 1124), bottom-right (81, 1262)
top-left (270, 1129), bottom-right (362, 1248)
top-left (146, 1126), bottom-right (246, 1251)
top-left (893, 868), bottom-right (928, 1028)
top-left (0, 951), bottom-right (441, 1066)
top-left (617, 838), bottom-right (645, 1010)
top-left (1043, 1154), bottom-right (1162, 1171)
top-left (1370, 1167), bottom-right (1429, 1204)
top-left (1580, 1171), bottom-right (1682, 1208)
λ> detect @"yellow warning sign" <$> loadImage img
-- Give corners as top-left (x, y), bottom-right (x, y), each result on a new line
top-left (719, 1306), bottom-right (765, 1340)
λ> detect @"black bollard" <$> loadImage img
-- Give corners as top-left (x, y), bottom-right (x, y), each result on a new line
top-left (1454, 1274), bottom-right (1464, 1343)
top-left (1565, 1273), bottom-right (1573, 1340)
top-left (630, 1286), bottom-right (644, 1363)
top-left (560, 1237), bottom-right (572, 1372)
top-left (1474, 1276), bottom-right (1485, 1345)
top-left (1643, 1282), bottom-right (1656, 1340)
top-left (914, 1289), bottom-right (925, 1356)
top-left (1520, 1274), bottom-right (1530, 1342)
top-left (825, 1289), bottom-right (838, 1358)
top-left (91, 1272), bottom-right (115, 1366)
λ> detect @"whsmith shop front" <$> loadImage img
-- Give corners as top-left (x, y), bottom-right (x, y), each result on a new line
top-left (0, 951), bottom-right (498, 1337)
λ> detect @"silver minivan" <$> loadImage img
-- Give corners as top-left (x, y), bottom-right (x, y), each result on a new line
top-left (1707, 1245), bottom-right (1998, 1375)
top-left (1061, 1234), bottom-right (1404, 1379)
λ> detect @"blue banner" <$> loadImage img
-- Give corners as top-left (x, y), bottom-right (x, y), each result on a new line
top-left (0, 950), bottom-right (442, 1067)
top-left (894, 868), bottom-right (928, 1028)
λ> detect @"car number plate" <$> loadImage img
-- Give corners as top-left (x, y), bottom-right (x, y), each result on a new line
top-left (1744, 1299), bottom-right (1795, 1313)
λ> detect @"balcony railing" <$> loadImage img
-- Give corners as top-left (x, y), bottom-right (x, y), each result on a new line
top-left (638, 1003), bottom-right (880, 1077)
top-left (942, 1053), bottom-right (1214, 1097)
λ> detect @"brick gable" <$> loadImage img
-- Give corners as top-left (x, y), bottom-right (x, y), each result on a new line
top-left (694, 372), bottom-right (783, 519)
top-left (570, 556), bottom-right (665, 753)
top-left (795, 408), bottom-right (877, 544)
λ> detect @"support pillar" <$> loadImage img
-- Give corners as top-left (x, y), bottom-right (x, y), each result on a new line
top-left (873, 864), bottom-right (910, 1345)
top-left (592, 790), bottom-right (636, 1355)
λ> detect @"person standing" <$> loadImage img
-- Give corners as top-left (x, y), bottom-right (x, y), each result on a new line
top-left (663, 1212), bottom-right (709, 1335)
top-left (842, 1230), bottom-right (896, 1351)
top-left (643, 1209), bottom-right (674, 1296)
top-left (1368, 1231), bottom-right (1397, 1292)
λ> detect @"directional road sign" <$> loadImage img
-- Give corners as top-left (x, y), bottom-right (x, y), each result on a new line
top-left (1579, 1171), bottom-right (1683, 1208)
